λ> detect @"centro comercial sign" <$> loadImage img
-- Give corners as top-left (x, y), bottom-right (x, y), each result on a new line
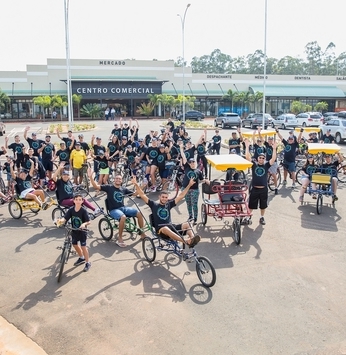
top-left (71, 81), bottom-right (162, 99)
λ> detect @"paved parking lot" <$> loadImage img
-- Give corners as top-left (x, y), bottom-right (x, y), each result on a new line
top-left (1, 119), bottom-right (346, 355)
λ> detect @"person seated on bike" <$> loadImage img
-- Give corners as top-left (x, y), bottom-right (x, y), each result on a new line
top-left (56, 193), bottom-right (92, 272)
top-left (298, 154), bottom-right (318, 202)
top-left (307, 132), bottom-right (318, 143)
top-left (297, 137), bottom-right (308, 155)
top-left (264, 136), bottom-right (279, 195)
top-left (132, 176), bottom-right (200, 247)
top-left (276, 128), bottom-right (303, 189)
top-left (319, 153), bottom-right (343, 202)
top-left (209, 130), bottom-right (222, 155)
top-left (123, 145), bottom-right (137, 173)
top-left (87, 169), bottom-right (147, 247)
top-left (10, 159), bottom-right (48, 209)
top-left (320, 129), bottom-right (335, 144)
top-left (52, 163), bottom-right (100, 216)
top-left (228, 128), bottom-right (243, 155)
top-left (225, 149), bottom-right (240, 182)
top-left (252, 128), bottom-right (266, 162)
top-left (54, 142), bottom-right (71, 170)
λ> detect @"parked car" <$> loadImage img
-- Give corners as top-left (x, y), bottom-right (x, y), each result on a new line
top-left (272, 114), bottom-right (299, 129)
top-left (214, 112), bottom-right (241, 129)
top-left (177, 110), bottom-right (204, 121)
top-left (337, 111), bottom-right (346, 119)
top-left (0, 113), bottom-right (12, 119)
top-left (320, 118), bottom-right (346, 144)
top-left (296, 112), bottom-right (323, 127)
top-left (242, 113), bottom-right (269, 129)
top-left (322, 112), bottom-right (338, 123)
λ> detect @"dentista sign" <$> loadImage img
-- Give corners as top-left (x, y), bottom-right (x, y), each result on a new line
top-left (72, 81), bottom-right (162, 99)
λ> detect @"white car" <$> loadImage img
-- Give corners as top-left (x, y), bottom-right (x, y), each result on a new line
top-left (296, 112), bottom-right (323, 127)
top-left (320, 118), bottom-right (346, 144)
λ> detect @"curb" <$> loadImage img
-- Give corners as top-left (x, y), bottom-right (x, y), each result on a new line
top-left (0, 316), bottom-right (48, 355)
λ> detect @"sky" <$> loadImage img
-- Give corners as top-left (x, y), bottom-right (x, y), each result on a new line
top-left (1, 0), bottom-right (345, 71)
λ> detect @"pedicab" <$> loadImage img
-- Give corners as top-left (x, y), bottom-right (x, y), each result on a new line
top-left (201, 154), bottom-right (253, 245)
top-left (303, 143), bottom-right (341, 214)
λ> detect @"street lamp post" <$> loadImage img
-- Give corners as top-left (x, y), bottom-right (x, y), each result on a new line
top-left (64, 0), bottom-right (73, 127)
top-left (262, 0), bottom-right (268, 128)
top-left (177, 4), bottom-right (191, 122)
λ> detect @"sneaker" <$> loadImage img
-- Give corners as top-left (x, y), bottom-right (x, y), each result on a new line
top-left (274, 188), bottom-right (278, 195)
top-left (193, 220), bottom-right (197, 226)
top-left (41, 202), bottom-right (49, 210)
top-left (299, 196), bottom-right (304, 202)
top-left (333, 195), bottom-right (338, 202)
top-left (292, 182), bottom-right (296, 189)
top-left (282, 180), bottom-right (287, 186)
top-left (74, 257), bottom-right (85, 266)
top-left (150, 185), bottom-right (157, 192)
top-left (83, 262), bottom-right (91, 272)
top-left (93, 207), bottom-right (103, 217)
top-left (259, 217), bottom-right (266, 225)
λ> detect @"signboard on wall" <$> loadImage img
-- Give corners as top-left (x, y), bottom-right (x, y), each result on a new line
top-left (71, 81), bottom-right (162, 99)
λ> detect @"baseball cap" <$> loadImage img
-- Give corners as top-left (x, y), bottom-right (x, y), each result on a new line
top-left (188, 158), bottom-right (196, 162)
top-left (307, 154), bottom-right (313, 158)
top-left (99, 150), bottom-right (105, 155)
top-left (268, 136), bottom-right (274, 140)
top-left (230, 149), bottom-right (237, 154)
top-left (62, 170), bottom-right (69, 175)
top-left (96, 137), bottom-right (102, 140)
top-left (152, 137), bottom-right (157, 141)
top-left (159, 144), bottom-right (165, 148)
top-left (327, 129), bottom-right (331, 132)
top-left (288, 136), bottom-right (294, 140)
top-left (325, 154), bottom-right (332, 157)
top-left (138, 138), bottom-right (144, 142)
top-left (45, 135), bottom-right (51, 138)
top-left (6, 155), bottom-right (13, 159)
top-left (31, 132), bottom-right (36, 136)
top-left (258, 153), bottom-right (265, 157)
top-left (177, 137), bottom-right (183, 141)
top-left (289, 130), bottom-right (294, 134)
top-left (122, 136), bottom-right (127, 140)
top-left (78, 134), bottom-right (84, 137)
top-left (114, 123), bottom-right (118, 126)
top-left (75, 142), bottom-right (81, 145)
top-left (127, 145), bottom-right (132, 148)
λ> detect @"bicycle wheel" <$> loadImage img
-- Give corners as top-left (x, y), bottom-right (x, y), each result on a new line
top-left (8, 200), bottom-right (22, 219)
top-left (98, 217), bottom-right (113, 241)
top-left (162, 180), bottom-right (179, 201)
top-left (142, 237), bottom-right (156, 262)
top-left (0, 177), bottom-right (5, 194)
top-left (337, 165), bottom-right (346, 183)
top-left (296, 168), bottom-right (304, 186)
top-left (201, 203), bottom-right (207, 225)
top-left (51, 206), bottom-right (66, 223)
top-left (57, 246), bottom-right (68, 283)
top-left (232, 218), bottom-right (241, 245)
top-left (125, 217), bottom-right (137, 233)
top-left (82, 173), bottom-right (89, 192)
top-left (196, 256), bottom-right (216, 288)
top-left (316, 194), bottom-right (323, 215)
top-left (30, 206), bottom-right (40, 214)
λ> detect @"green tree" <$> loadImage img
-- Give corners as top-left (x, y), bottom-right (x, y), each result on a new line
top-left (222, 89), bottom-right (237, 112)
top-left (33, 95), bottom-right (51, 120)
top-left (72, 94), bottom-right (83, 118)
top-left (290, 101), bottom-right (305, 115)
top-left (191, 49), bottom-right (232, 73)
top-left (80, 103), bottom-right (102, 119)
top-left (136, 102), bottom-right (155, 118)
top-left (314, 101), bottom-right (328, 113)
top-left (0, 90), bottom-right (10, 113)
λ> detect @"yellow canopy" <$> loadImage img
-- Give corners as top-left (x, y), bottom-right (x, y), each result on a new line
top-left (206, 154), bottom-right (253, 171)
top-left (241, 129), bottom-right (277, 139)
top-left (307, 143), bottom-right (340, 154)
top-left (295, 127), bottom-right (321, 132)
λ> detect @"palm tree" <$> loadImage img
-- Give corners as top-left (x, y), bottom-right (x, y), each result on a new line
top-left (72, 94), bottom-right (83, 118)
top-left (80, 103), bottom-right (102, 119)
top-left (222, 89), bottom-right (237, 112)
top-left (252, 91), bottom-right (263, 112)
top-left (0, 90), bottom-right (10, 113)
top-left (136, 102), bottom-right (155, 118)
top-left (33, 96), bottom-right (51, 120)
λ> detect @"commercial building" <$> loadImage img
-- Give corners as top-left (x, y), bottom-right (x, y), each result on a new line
top-left (1, 58), bottom-right (346, 119)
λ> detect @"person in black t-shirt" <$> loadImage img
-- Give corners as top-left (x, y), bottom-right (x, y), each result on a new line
top-left (132, 176), bottom-right (200, 247)
top-left (320, 129), bottom-right (335, 144)
top-left (5, 135), bottom-right (25, 169)
top-left (56, 128), bottom-right (75, 151)
top-left (75, 134), bottom-right (90, 155)
top-left (245, 138), bottom-right (277, 225)
top-left (109, 123), bottom-right (122, 141)
top-left (24, 127), bottom-right (44, 158)
top-left (210, 130), bottom-right (222, 155)
top-left (228, 129), bottom-right (243, 155)
top-left (320, 153), bottom-right (343, 202)
top-left (91, 135), bottom-right (106, 174)
top-left (88, 169), bottom-right (147, 247)
top-left (166, 117), bottom-right (175, 133)
top-left (57, 194), bottom-right (92, 272)
top-left (54, 142), bottom-right (71, 169)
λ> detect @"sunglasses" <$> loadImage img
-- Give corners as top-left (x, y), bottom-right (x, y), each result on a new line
top-left (258, 157), bottom-right (265, 159)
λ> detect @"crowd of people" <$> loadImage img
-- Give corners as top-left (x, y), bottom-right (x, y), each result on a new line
top-left (1, 117), bottom-right (344, 272)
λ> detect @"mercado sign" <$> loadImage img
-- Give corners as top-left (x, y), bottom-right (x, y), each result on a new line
top-left (71, 81), bottom-right (162, 99)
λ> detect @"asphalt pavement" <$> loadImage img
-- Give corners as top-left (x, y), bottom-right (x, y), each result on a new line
top-left (1, 118), bottom-right (346, 355)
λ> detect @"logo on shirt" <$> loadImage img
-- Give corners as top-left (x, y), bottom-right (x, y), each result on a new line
top-left (149, 150), bottom-right (158, 159)
top-left (44, 145), bottom-right (53, 154)
top-left (197, 145), bottom-right (204, 154)
top-left (71, 216), bottom-right (82, 228)
top-left (157, 207), bottom-right (169, 220)
top-left (306, 166), bottom-right (316, 175)
top-left (60, 152), bottom-right (68, 160)
top-left (113, 191), bottom-right (123, 203)
top-left (16, 146), bottom-right (23, 154)
top-left (64, 183), bottom-right (73, 194)
top-left (285, 144), bottom-right (292, 152)
top-left (187, 170), bottom-right (197, 180)
top-left (185, 151), bottom-right (190, 159)
top-left (31, 141), bottom-right (40, 149)
top-left (24, 180), bottom-right (32, 189)
top-left (257, 147), bottom-right (265, 155)
top-left (255, 166), bottom-right (265, 177)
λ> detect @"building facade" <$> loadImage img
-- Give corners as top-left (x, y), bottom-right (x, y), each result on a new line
top-left (1, 58), bottom-right (346, 119)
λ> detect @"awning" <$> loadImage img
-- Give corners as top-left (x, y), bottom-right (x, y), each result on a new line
top-left (249, 85), bottom-right (345, 98)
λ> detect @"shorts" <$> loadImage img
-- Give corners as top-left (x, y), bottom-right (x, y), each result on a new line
top-left (157, 223), bottom-right (186, 239)
top-left (71, 231), bottom-right (87, 246)
top-left (284, 161), bottom-right (296, 173)
top-left (99, 167), bottom-right (110, 175)
top-left (109, 207), bottom-right (138, 220)
top-left (73, 167), bottom-right (83, 178)
top-left (6, 173), bottom-right (11, 182)
top-left (42, 160), bottom-right (53, 172)
top-left (158, 168), bottom-right (169, 179)
top-left (20, 188), bottom-right (35, 199)
top-left (249, 187), bottom-right (268, 210)
top-left (268, 161), bottom-right (279, 174)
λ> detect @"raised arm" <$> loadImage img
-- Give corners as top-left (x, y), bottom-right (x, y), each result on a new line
top-left (87, 167), bottom-right (101, 191)
top-left (52, 162), bottom-right (65, 182)
top-left (244, 139), bottom-right (251, 162)
top-left (179, 142), bottom-right (187, 165)
top-left (269, 141), bottom-right (277, 166)
top-left (275, 128), bottom-right (283, 141)
top-left (56, 127), bottom-right (62, 140)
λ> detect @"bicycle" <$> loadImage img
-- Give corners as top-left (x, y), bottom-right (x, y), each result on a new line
top-left (161, 160), bottom-right (184, 201)
top-left (55, 224), bottom-right (89, 283)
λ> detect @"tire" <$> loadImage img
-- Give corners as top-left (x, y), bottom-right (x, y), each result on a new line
top-left (251, 124), bottom-right (256, 129)
top-left (125, 217), bottom-right (137, 233)
top-left (282, 124), bottom-right (286, 129)
top-left (57, 246), bottom-right (68, 283)
top-left (337, 165), bottom-right (346, 183)
top-left (196, 256), bottom-right (216, 288)
top-left (30, 206), bottom-right (40, 214)
top-left (51, 206), bottom-right (66, 223)
top-left (142, 237), bottom-right (156, 262)
top-left (214, 120), bottom-right (218, 127)
top-left (8, 200), bottom-right (22, 219)
top-left (296, 168), bottom-right (304, 186)
top-left (197, 116), bottom-right (201, 121)
top-left (232, 218), bottom-right (241, 245)
top-left (271, 122), bottom-right (275, 128)
top-left (201, 203), bottom-right (207, 225)
top-left (268, 169), bottom-right (281, 191)
top-left (316, 194), bottom-right (323, 215)
top-left (302, 122), bottom-right (306, 127)
top-left (335, 133), bottom-right (342, 144)
top-left (0, 177), bottom-right (5, 194)
top-left (221, 121), bottom-right (225, 129)
top-left (162, 180), bottom-right (179, 201)
top-left (98, 217), bottom-right (113, 241)
top-left (82, 174), bottom-right (89, 192)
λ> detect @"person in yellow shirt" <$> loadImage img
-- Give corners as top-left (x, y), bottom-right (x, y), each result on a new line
top-left (70, 142), bottom-right (87, 184)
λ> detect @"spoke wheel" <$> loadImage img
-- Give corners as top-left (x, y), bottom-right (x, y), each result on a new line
top-left (8, 200), bottom-right (22, 219)
top-left (0, 177), bottom-right (5, 194)
top-left (162, 180), bottom-right (179, 201)
top-left (296, 168), bottom-right (304, 186)
top-left (196, 256), bottom-right (216, 288)
top-left (98, 217), bottom-right (113, 241)
top-left (316, 194), bottom-right (323, 215)
top-left (232, 218), bottom-right (241, 245)
top-left (337, 165), bottom-right (346, 183)
top-left (30, 206), bottom-right (40, 213)
top-left (201, 203), bottom-right (207, 225)
top-left (57, 246), bottom-right (68, 283)
top-left (142, 237), bottom-right (156, 262)
top-left (51, 207), bottom-right (66, 223)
